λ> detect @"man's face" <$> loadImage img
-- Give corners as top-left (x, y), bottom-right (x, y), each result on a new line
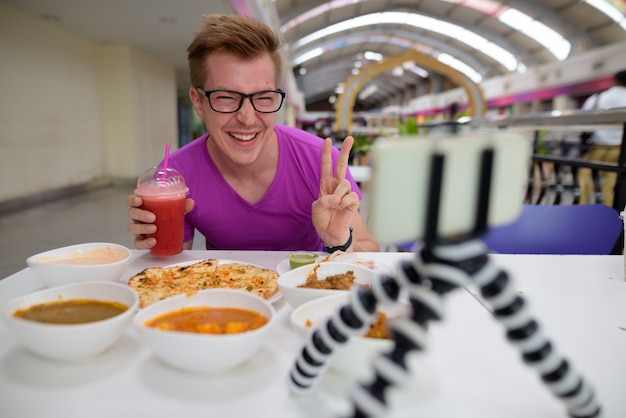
top-left (190, 51), bottom-right (279, 167)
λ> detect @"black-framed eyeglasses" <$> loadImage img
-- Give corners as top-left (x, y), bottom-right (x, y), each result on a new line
top-left (196, 87), bottom-right (286, 113)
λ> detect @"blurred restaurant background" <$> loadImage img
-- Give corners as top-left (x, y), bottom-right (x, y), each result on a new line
top-left (1, 0), bottom-right (626, 277)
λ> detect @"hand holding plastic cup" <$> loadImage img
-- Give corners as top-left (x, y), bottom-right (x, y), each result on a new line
top-left (135, 166), bottom-right (188, 256)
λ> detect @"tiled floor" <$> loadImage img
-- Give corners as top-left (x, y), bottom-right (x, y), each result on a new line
top-left (0, 183), bottom-right (372, 279)
top-left (0, 185), bottom-right (138, 279)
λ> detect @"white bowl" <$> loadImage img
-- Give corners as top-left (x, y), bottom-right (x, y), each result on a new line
top-left (133, 289), bottom-right (276, 373)
top-left (277, 261), bottom-right (378, 308)
top-left (27, 242), bottom-right (132, 287)
top-left (291, 292), bottom-right (410, 378)
top-left (2, 281), bottom-right (139, 361)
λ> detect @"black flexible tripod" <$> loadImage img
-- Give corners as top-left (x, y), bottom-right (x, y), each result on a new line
top-left (288, 148), bottom-right (601, 418)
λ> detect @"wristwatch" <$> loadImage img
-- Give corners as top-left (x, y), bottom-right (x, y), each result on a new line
top-left (324, 226), bottom-right (353, 253)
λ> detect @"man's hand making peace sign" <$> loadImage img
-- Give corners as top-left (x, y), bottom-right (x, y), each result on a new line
top-left (311, 136), bottom-right (380, 253)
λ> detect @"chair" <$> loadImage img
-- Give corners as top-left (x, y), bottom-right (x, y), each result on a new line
top-left (394, 204), bottom-right (623, 255)
top-left (481, 204), bottom-right (623, 255)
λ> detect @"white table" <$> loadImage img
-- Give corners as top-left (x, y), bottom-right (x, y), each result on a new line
top-left (1, 251), bottom-right (625, 418)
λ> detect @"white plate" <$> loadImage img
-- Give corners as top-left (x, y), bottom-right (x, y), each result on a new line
top-left (276, 256), bottom-right (394, 276)
top-left (139, 259), bottom-right (282, 304)
top-left (276, 259), bottom-right (292, 275)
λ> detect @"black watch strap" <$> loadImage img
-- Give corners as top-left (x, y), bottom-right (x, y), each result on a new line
top-left (324, 226), bottom-right (353, 253)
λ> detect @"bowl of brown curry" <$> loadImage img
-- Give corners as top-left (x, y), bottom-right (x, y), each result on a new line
top-left (2, 281), bottom-right (139, 360)
top-left (277, 261), bottom-right (378, 308)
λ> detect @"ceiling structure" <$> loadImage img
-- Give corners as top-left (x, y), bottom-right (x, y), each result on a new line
top-left (0, 0), bottom-right (236, 96)
top-left (3, 0), bottom-right (626, 112)
top-left (277, 0), bottom-right (626, 111)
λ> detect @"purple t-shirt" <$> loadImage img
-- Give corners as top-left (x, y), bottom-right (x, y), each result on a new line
top-left (165, 124), bottom-right (362, 251)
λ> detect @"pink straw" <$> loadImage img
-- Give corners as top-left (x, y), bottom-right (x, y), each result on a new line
top-left (161, 143), bottom-right (171, 181)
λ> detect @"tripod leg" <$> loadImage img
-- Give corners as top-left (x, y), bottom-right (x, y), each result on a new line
top-left (289, 238), bottom-right (601, 418)
top-left (471, 257), bottom-right (601, 418)
top-left (348, 240), bottom-right (480, 417)
top-left (348, 239), bottom-right (600, 418)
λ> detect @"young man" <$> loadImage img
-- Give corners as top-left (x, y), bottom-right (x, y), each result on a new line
top-left (577, 69), bottom-right (626, 206)
top-left (126, 14), bottom-right (379, 253)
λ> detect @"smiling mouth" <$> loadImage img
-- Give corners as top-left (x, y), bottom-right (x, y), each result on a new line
top-left (230, 132), bottom-right (257, 141)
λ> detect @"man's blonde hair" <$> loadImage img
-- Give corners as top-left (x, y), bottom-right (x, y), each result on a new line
top-left (187, 14), bottom-right (284, 88)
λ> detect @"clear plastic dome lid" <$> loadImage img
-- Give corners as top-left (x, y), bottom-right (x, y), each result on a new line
top-left (135, 166), bottom-right (188, 197)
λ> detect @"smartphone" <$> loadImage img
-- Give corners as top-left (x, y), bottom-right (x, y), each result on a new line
top-left (367, 131), bottom-right (532, 244)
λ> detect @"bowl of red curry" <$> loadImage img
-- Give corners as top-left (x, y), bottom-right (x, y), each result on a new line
top-left (133, 288), bottom-right (276, 373)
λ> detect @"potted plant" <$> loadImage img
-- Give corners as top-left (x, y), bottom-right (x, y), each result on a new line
top-left (351, 134), bottom-right (376, 166)
top-left (397, 117), bottom-right (419, 136)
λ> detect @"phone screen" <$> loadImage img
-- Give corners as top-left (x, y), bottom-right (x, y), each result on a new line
top-left (367, 132), bottom-right (532, 244)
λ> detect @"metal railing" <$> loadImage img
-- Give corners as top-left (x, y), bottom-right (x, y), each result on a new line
top-left (467, 108), bottom-right (626, 210)
top-left (466, 108), bottom-right (626, 254)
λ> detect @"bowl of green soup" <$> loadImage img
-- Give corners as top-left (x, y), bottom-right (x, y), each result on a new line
top-left (2, 281), bottom-right (139, 360)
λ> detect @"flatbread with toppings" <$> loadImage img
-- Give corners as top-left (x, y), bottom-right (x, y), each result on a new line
top-left (128, 259), bottom-right (279, 308)
top-left (211, 263), bottom-right (280, 300)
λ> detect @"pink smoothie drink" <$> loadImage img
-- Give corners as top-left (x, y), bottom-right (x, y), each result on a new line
top-left (136, 167), bottom-right (188, 256)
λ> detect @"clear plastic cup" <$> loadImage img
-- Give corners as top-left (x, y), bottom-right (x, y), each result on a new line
top-left (135, 167), bottom-right (188, 257)
top-left (288, 252), bottom-right (318, 270)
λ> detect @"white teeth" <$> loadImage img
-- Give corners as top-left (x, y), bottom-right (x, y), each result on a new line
top-left (231, 132), bottom-right (255, 141)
